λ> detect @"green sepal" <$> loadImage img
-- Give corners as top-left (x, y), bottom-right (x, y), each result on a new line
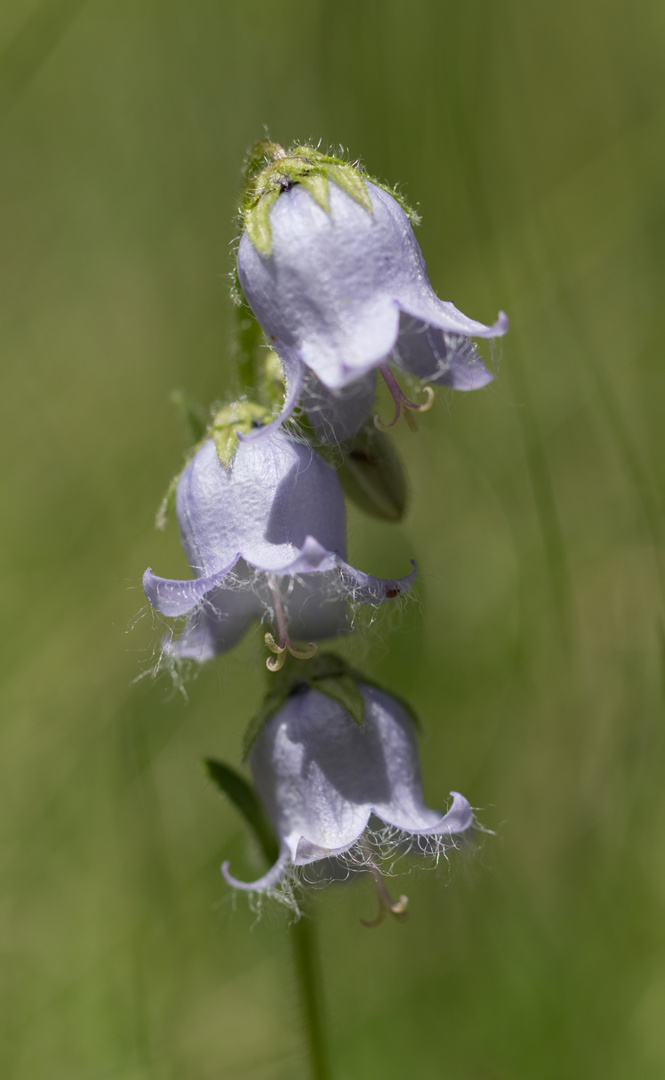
top-left (365, 173), bottom-right (421, 226)
top-left (324, 162), bottom-right (373, 213)
top-left (240, 141), bottom-right (376, 255)
top-left (298, 169), bottom-right (330, 212)
top-left (314, 673), bottom-right (365, 726)
top-left (204, 758), bottom-right (279, 866)
top-left (242, 139), bottom-right (286, 188)
top-left (210, 400), bottom-right (274, 468)
top-left (245, 188), bottom-right (280, 255)
top-left (337, 422), bottom-right (408, 522)
top-left (243, 652), bottom-right (371, 759)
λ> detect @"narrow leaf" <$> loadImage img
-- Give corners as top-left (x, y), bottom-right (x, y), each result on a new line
top-left (204, 758), bottom-right (279, 865)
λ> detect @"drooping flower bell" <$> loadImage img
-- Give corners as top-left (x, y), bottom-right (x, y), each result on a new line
top-left (143, 405), bottom-right (415, 667)
top-left (237, 143), bottom-right (508, 439)
top-left (222, 679), bottom-right (473, 922)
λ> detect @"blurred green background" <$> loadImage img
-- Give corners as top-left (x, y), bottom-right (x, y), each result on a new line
top-left (2, 1), bottom-right (665, 1077)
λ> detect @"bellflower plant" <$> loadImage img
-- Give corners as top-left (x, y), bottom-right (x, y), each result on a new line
top-left (237, 143), bottom-right (508, 439)
top-left (143, 407), bottom-right (415, 668)
top-left (222, 679), bottom-right (474, 923)
top-left (139, 137), bottom-right (506, 1079)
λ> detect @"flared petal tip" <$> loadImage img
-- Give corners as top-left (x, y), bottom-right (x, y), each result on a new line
top-left (494, 310), bottom-right (509, 336)
top-left (435, 357), bottom-right (494, 392)
top-left (221, 845), bottom-right (292, 893)
top-left (142, 560), bottom-right (240, 618)
top-left (337, 557), bottom-right (417, 604)
top-left (438, 791), bottom-right (475, 835)
top-left (258, 535), bottom-right (339, 576)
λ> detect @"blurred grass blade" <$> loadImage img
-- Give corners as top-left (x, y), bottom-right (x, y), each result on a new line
top-left (0, 0), bottom-right (88, 122)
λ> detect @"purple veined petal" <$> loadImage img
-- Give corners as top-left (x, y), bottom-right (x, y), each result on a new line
top-left (239, 176), bottom-right (508, 405)
top-left (432, 356), bottom-right (494, 391)
top-left (258, 535), bottom-right (340, 576)
top-left (238, 182), bottom-right (403, 390)
top-left (393, 315), bottom-right (494, 390)
top-left (293, 829), bottom-right (373, 865)
top-left (299, 302), bottom-right (401, 390)
top-left (398, 296), bottom-right (509, 340)
top-left (405, 791), bottom-right (474, 836)
top-left (335, 556), bottom-right (417, 604)
top-left (248, 685), bottom-right (471, 868)
top-left (162, 587), bottom-right (262, 660)
top-left (174, 432), bottom-right (348, 577)
top-left (221, 843), bottom-right (292, 892)
top-left (278, 573), bottom-right (351, 642)
top-left (142, 557), bottom-right (241, 617)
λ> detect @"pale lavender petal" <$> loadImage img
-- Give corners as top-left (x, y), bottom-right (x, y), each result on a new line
top-left (238, 182), bottom-right (404, 390)
top-left (300, 369), bottom-right (378, 443)
top-left (398, 295), bottom-right (509, 340)
top-left (237, 351), bottom-right (305, 443)
top-left (409, 791), bottom-right (474, 836)
top-left (248, 684), bottom-right (471, 868)
top-left (221, 843), bottom-right (292, 892)
top-left (143, 559), bottom-right (240, 617)
top-left (281, 576), bottom-right (351, 641)
top-left (336, 557), bottom-right (417, 604)
top-left (238, 176), bottom-right (508, 413)
top-left (163, 588), bottom-right (261, 659)
top-left (433, 356), bottom-right (494, 391)
top-left (393, 315), bottom-right (493, 390)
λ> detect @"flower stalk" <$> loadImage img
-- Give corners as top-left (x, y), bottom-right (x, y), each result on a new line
top-left (291, 908), bottom-right (333, 1080)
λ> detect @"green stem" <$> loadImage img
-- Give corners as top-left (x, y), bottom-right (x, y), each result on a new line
top-left (234, 302), bottom-right (263, 395)
top-left (290, 909), bottom-right (332, 1080)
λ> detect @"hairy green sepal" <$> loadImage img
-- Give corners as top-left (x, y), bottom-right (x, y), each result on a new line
top-left (240, 142), bottom-right (375, 256)
top-left (210, 400), bottom-right (274, 467)
top-left (204, 758), bottom-right (279, 865)
top-left (241, 652), bottom-right (418, 760)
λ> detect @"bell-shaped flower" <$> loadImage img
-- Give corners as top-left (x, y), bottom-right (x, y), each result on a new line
top-left (222, 682), bottom-right (473, 920)
top-left (143, 425), bottom-right (415, 666)
top-left (237, 152), bottom-right (507, 438)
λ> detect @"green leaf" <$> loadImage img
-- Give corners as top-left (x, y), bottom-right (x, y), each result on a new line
top-left (244, 188), bottom-right (280, 255)
top-left (235, 305), bottom-right (264, 394)
top-left (204, 758), bottom-right (279, 866)
top-left (337, 424), bottom-right (408, 522)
